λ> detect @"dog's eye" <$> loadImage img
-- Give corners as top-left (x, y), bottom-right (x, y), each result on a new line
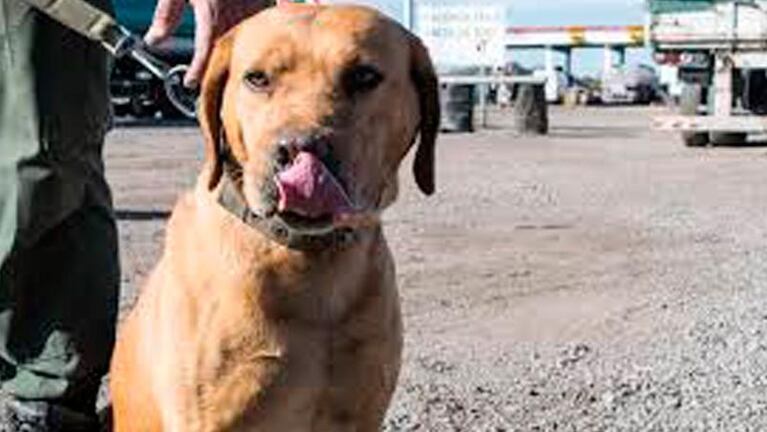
top-left (244, 70), bottom-right (271, 92)
top-left (344, 65), bottom-right (384, 94)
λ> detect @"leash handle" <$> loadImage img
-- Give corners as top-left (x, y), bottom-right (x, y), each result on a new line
top-left (24, 0), bottom-right (123, 45)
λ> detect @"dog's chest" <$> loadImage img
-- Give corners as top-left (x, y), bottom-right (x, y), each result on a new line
top-left (170, 213), bottom-right (399, 430)
top-left (183, 253), bottom-right (396, 430)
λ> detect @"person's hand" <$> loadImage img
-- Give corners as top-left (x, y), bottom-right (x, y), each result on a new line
top-left (145, 0), bottom-right (272, 87)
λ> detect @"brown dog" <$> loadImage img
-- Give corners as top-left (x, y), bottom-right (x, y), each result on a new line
top-left (109, 3), bottom-right (439, 431)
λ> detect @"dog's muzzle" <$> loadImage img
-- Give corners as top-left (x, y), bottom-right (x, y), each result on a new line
top-left (216, 131), bottom-right (360, 252)
top-left (270, 131), bottom-right (355, 221)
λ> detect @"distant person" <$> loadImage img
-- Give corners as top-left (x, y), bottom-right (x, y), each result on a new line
top-left (0, 0), bottom-right (271, 429)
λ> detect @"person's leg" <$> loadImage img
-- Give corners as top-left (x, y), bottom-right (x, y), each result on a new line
top-left (0, 0), bottom-right (118, 429)
top-left (0, 203), bottom-right (119, 429)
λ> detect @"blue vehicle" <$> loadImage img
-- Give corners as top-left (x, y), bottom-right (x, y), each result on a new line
top-left (111, 0), bottom-right (195, 118)
top-left (116, 0), bottom-right (194, 37)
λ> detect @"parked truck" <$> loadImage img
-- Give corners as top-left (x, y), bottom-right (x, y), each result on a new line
top-left (649, 0), bottom-right (767, 146)
top-left (601, 64), bottom-right (660, 105)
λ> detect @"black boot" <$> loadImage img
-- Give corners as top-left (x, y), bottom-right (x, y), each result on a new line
top-left (0, 396), bottom-right (99, 432)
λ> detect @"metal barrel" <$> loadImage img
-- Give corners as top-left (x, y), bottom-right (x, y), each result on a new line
top-left (440, 83), bottom-right (475, 133)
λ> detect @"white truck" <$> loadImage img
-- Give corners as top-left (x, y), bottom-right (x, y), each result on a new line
top-left (602, 65), bottom-right (660, 105)
top-left (650, 0), bottom-right (767, 146)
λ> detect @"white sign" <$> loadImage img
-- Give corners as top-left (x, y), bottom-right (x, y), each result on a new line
top-left (414, 0), bottom-right (509, 68)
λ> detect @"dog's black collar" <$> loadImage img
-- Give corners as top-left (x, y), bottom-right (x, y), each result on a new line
top-left (215, 150), bottom-right (358, 252)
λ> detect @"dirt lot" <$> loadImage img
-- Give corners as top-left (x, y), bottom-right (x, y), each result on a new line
top-left (106, 106), bottom-right (767, 431)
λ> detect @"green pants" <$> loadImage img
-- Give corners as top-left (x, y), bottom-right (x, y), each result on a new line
top-left (0, 0), bottom-right (118, 413)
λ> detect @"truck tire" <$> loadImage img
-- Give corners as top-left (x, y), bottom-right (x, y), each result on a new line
top-left (113, 103), bottom-right (130, 118)
top-left (710, 132), bottom-right (747, 145)
top-left (680, 84), bottom-right (709, 147)
top-left (744, 70), bottom-right (767, 114)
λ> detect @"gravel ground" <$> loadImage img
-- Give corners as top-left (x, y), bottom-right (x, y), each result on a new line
top-left (105, 106), bottom-right (767, 431)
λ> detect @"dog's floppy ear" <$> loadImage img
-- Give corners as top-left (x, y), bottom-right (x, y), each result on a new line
top-left (199, 30), bottom-right (236, 190)
top-left (408, 34), bottom-right (440, 196)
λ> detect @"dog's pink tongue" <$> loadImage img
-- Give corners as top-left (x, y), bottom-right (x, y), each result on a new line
top-left (276, 152), bottom-right (352, 218)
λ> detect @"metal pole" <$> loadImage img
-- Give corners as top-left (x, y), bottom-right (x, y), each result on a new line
top-left (403, 0), bottom-right (413, 31)
top-left (480, 66), bottom-right (488, 128)
top-left (479, 41), bottom-right (489, 128)
top-left (603, 45), bottom-right (614, 79)
top-left (714, 53), bottom-right (733, 117)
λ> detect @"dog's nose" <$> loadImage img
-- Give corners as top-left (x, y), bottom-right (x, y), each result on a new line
top-left (275, 131), bottom-right (331, 167)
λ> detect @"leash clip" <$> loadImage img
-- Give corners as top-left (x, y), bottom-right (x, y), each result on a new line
top-left (104, 26), bottom-right (198, 119)
top-left (105, 26), bottom-right (138, 58)
top-left (162, 65), bottom-right (198, 119)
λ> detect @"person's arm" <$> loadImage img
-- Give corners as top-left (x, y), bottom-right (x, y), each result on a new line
top-left (145, 0), bottom-right (274, 87)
